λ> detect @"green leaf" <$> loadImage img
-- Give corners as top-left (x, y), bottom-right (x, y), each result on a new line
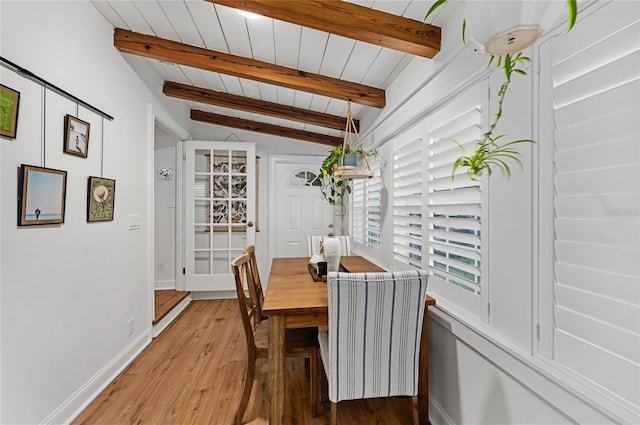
top-left (462, 18), bottom-right (467, 44)
top-left (567, 0), bottom-right (577, 31)
top-left (424, 0), bottom-right (448, 21)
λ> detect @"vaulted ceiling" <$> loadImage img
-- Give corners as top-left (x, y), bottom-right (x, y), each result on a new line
top-left (92, 1), bottom-right (441, 147)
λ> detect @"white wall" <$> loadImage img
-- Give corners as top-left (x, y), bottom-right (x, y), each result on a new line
top-left (154, 124), bottom-right (177, 290)
top-left (0, 1), bottom-right (188, 423)
top-left (353, 1), bottom-right (634, 424)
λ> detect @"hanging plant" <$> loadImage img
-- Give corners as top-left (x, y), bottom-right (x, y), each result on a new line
top-left (319, 101), bottom-right (377, 213)
top-left (452, 52), bottom-right (534, 180)
top-left (319, 144), bottom-right (377, 214)
top-left (424, 0), bottom-right (578, 180)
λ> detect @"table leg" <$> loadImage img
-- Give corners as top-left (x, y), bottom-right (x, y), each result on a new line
top-left (269, 315), bottom-right (286, 424)
top-left (418, 304), bottom-right (429, 425)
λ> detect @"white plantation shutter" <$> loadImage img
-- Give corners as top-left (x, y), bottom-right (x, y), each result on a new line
top-left (393, 128), bottom-right (424, 269)
top-left (538, 1), bottom-right (640, 412)
top-left (351, 157), bottom-right (381, 250)
top-left (351, 179), bottom-right (365, 243)
top-left (426, 82), bottom-right (485, 319)
top-left (365, 157), bottom-right (381, 249)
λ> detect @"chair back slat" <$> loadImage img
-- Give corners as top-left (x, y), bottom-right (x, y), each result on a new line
top-left (325, 270), bottom-right (429, 403)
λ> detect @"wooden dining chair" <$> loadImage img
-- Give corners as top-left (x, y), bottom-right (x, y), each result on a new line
top-left (242, 245), bottom-right (266, 323)
top-left (318, 270), bottom-right (429, 425)
top-left (230, 253), bottom-right (320, 424)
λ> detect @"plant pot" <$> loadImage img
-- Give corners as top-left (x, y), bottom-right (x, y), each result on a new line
top-left (339, 153), bottom-right (358, 169)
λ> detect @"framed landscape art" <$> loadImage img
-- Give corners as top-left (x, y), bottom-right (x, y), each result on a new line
top-left (87, 176), bottom-right (115, 222)
top-left (64, 114), bottom-right (90, 157)
top-left (18, 164), bottom-right (67, 226)
top-left (0, 84), bottom-right (20, 138)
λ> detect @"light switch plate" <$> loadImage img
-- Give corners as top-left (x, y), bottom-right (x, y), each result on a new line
top-left (128, 214), bottom-right (141, 230)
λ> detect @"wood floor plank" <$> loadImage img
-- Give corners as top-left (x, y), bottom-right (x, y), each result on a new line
top-left (73, 299), bottom-right (413, 425)
top-left (154, 290), bottom-right (190, 324)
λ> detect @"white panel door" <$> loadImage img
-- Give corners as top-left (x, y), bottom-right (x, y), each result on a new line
top-left (274, 159), bottom-right (334, 257)
top-left (184, 141), bottom-right (256, 291)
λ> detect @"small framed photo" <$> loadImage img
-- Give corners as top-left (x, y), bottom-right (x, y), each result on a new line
top-left (64, 114), bottom-right (90, 157)
top-left (87, 176), bottom-right (116, 222)
top-left (0, 84), bottom-right (20, 138)
top-left (18, 164), bottom-right (67, 226)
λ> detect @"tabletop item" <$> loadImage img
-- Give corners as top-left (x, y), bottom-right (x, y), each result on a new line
top-left (323, 236), bottom-right (342, 273)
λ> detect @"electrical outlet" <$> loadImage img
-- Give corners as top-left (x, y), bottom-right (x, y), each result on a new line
top-left (127, 318), bottom-right (135, 336)
top-left (158, 261), bottom-right (165, 271)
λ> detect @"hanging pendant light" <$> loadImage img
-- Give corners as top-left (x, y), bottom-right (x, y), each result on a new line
top-left (464, 0), bottom-right (568, 56)
top-left (334, 101), bottom-right (374, 180)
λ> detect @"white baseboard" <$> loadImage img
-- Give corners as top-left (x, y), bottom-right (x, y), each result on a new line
top-left (43, 329), bottom-right (151, 425)
top-left (429, 396), bottom-right (456, 425)
top-left (190, 290), bottom-right (236, 300)
top-left (152, 294), bottom-right (191, 338)
top-left (154, 279), bottom-right (176, 290)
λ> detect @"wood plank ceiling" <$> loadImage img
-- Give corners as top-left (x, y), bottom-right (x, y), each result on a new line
top-left (91, 0), bottom-right (441, 147)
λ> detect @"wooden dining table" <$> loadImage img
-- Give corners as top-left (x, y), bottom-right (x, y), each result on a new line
top-left (262, 256), bottom-right (436, 424)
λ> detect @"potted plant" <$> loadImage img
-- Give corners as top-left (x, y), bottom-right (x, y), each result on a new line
top-left (425, 0), bottom-right (578, 180)
top-left (319, 144), bottom-right (377, 212)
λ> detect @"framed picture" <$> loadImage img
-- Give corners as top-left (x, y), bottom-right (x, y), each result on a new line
top-left (0, 84), bottom-right (20, 138)
top-left (64, 114), bottom-right (90, 157)
top-left (18, 164), bottom-right (67, 226)
top-left (87, 176), bottom-right (116, 222)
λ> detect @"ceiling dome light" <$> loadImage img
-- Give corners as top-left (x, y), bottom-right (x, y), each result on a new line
top-left (237, 9), bottom-right (263, 20)
top-left (464, 1), bottom-right (567, 56)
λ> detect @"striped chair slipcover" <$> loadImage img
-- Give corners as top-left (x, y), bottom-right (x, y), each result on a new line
top-left (318, 270), bottom-right (429, 424)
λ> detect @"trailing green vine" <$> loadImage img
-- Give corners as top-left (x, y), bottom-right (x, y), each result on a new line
top-left (452, 52), bottom-right (534, 180)
top-left (425, 0), bottom-right (578, 180)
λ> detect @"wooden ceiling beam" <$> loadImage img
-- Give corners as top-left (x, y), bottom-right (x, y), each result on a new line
top-left (209, 0), bottom-right (441, 58)
top-left (163, 81), bottom-right (358, 132)
top-left (191, 110), bottom-right (343, 147)
top-left (114, 28), bottom-right (385, 108)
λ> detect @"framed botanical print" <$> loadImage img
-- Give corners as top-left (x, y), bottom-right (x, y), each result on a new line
top-left (87, 176), bottom-right (116, 222)
top-left (0, 84), bottom-right (20, 138)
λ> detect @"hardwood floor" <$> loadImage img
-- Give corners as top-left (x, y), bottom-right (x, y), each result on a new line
top-left (153, 290), bottom-right (190, 324)
top-left (73, 299), bottom-right (413, 425)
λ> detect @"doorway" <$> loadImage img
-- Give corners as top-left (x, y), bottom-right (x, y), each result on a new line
top-left (269, 155), bottom-right (335, 259)
top-left (150, 105), bottom-right (190, 336)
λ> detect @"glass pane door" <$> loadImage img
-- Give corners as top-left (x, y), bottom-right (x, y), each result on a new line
top-left (185, 141), bottom-right (255, 291)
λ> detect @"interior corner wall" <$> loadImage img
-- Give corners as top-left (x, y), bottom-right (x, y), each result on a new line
top-left (154, 124), bottom-right (177, 290)
top-left (0, 1), bottom-right (188, 423)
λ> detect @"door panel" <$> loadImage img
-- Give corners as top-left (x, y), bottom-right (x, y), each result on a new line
top-left (274, 159), bottom-right (334, 258)
top-left (185, 141), bottom-right (255, 291)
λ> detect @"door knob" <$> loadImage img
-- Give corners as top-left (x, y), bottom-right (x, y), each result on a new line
top-left (328, 223), bottom-right (333, 228)
top-left (247, 221), bottom-right (254, 227)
